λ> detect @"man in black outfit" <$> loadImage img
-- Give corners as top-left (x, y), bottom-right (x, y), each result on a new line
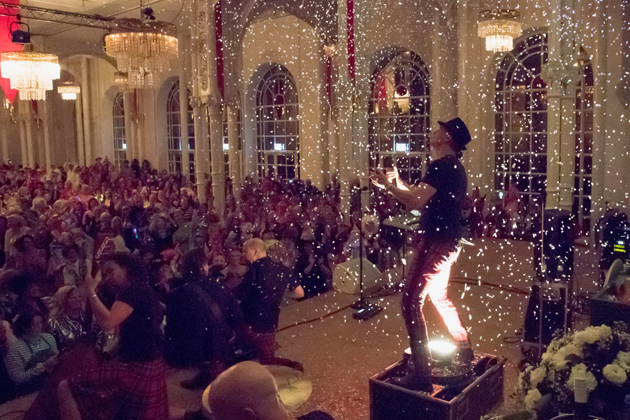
top-left (239, 238), bottom-right (304, 368)
top-left (371, 117), bottom-right (473, 391)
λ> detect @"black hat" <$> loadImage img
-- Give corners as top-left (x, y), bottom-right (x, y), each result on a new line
top-left (438, 117), bottom-right (471, 151)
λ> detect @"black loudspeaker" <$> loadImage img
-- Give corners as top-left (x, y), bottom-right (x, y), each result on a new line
top-left (522, 281), bottom-right (571, 351)
top-left (534, 209), bottom-right (575, 279)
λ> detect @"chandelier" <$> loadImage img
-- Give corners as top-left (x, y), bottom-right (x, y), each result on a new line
top-left (57, 83), bottom-right (81, 100)
top-left (477, 9), bottom-right (522, 53)
top-left (0, 22), bottom-right (60, 101)
top-left (104, 8), bottom-right (178, 90)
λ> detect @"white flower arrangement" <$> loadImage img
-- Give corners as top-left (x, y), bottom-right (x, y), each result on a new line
top-left (519, 322), bottom-right (630, 418)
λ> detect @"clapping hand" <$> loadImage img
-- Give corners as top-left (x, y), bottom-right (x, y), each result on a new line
top-left (386, 166), bottom-right (400, 183)
top-left (84, 271), bottom-right (102, 295)
top-left (370, 169), bottom-right (389, 189)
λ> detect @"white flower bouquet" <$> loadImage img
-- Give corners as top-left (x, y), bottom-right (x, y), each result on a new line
top-left (518, 322), bottom-right (630, 419)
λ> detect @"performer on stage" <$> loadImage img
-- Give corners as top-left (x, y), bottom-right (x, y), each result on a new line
top-left (371, 117), bottom-right (473, 391)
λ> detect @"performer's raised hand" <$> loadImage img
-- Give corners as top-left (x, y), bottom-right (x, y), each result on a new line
top-left (370, 169), bottom-right (389, 189)
top-left (386, 165), bottom-right (400, 183)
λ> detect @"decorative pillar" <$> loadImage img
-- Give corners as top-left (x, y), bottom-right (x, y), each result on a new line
top-left (191, 0), bottom-right (213, 205)
top-left (81, 56), bottom-right (92, 165)
top-left (135, 92), bottom-right (144, 163)
top-left (209, 100), bottom-right (224, 214)
top-left (0, 99), bottom-right (10, 163)
top-left (227, 103), bottom-right (241, 197)
top-left (42, 99), bottom-right (51, 174)
top-left (179, 44), bottom-right (191, 177)
top-left (75, 92), bottom-right (85, 166)
top-left (25, 102), bottom-right (34, 168)
top-left (543, 0), bottom-right (580, 211)
top-left (335, 0), bottom-right (356, 217)
top-left (18, 101), bottom-right (27, 167)
top-left (123, 91), bottom-right (134, 162)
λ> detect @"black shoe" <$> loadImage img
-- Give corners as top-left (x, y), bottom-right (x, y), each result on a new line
top-left (456, 348), bottom-right (475, 364)
top-left (286, 360), bottom-right (305, 373)
top-left (181, 372), bottom-right (211, 390)
top-left (387, 373), bottom-right (433, 393)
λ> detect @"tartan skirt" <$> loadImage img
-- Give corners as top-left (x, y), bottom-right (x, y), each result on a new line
top-left (68, 358), bottom-right (168, 420)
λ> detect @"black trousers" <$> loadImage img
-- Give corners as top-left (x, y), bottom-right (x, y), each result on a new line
top-left (402, 239), bottom-right (465, 376)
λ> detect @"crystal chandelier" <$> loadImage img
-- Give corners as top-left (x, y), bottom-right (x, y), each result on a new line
top-left (57, 83), bottom-right (81, 100)
top-left (104, 8), bottom-right (178, 90)
top-left (0, 22), bottom-right (60, 101)
top-left (477, 9), bottom-right (522, 53)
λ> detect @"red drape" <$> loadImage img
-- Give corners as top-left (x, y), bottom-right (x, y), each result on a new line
top-left (0, 0), bottom-right (21, 103)
top-left (346, 0), bottom-right (355, 84)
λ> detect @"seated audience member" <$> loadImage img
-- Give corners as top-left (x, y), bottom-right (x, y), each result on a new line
top-left (205, 361), bottom-right (291, 420)
top-left (222, 249), bottom-right (248, 292)
top-left (47, 286), bottom-right (90, 351)
top-left (0, 307), bottom-right (17, 403)
top-left (166, 248), bottom-right (249, 389)
top-left (57, 253), bottom-right (168, 420)
top-left (62, 244), bottom-right (88, 287)
top-left (239, 239), bottom-right (304, 369)
top-left (5, 310), bottom-right (59, 395)
top-left (295, 241), bottom-right (331, 299)
top-left (205, 361), bottom-right (335, 420)
top-left (10, 275), bottom-right (49, 321)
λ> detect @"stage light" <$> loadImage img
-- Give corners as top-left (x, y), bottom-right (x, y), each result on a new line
top-left (428, 340), bottom-right (457, 358)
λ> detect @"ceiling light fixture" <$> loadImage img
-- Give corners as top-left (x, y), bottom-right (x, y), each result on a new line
top-left (104, 6), bottom-right (178, 90)
top-left (0, 21), bottom-right (60, 101)
top-left (477, 9), bottom-right (522, 53)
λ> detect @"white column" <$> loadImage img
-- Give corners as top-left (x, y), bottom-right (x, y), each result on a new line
top-left (75, 92), bottom-right (85, 166)
top-left (179, 59), bottom-right (190, 177)
top-left (209, 103), bottom-right (224, 214)
top-left (37, 111), bottom-right (44, 167)
top-left (190, 0), bottom-right (215, 205)
top-left (81, 56), bottom-right (92, 165)
top-left (0, 99), bottom-right (10, 163)
top-left (42, 99), bottom-right (51, 174)
top-left (0, 122), bottom-right (7, 163)
top-left (192, 99), bottom-right (209, 204)
top-left (591, 0), bottom-right (608, 240)
top-left (123, 91), bottom-right (134, 163)
top-left (25, 102), bottom-right (34, 168)
top-left (18, 101), bottom-right (27, 167)
top-left (135, 92), bottom-right (144, 163)
top-left (335, 0), bottom-right (354, 217)
top-left (227, 104), bottom-right (241, 197)
top-left (544, 0), bottom-right (579, 211)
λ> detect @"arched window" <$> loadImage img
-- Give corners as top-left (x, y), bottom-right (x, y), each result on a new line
top-left (495, 33), bottom-right (548, 205)
top-left (495, 33), bottom-right (594, 233)
top-left (166, 80), bottom-right (195, 174)
top-left (112, 92), bottom-right (126, 167)
top-left (256, 65), bottom-right (299, 180)
top-left (369, 51), bottom-right (431, 185)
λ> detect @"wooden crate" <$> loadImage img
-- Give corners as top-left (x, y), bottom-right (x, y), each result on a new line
top-left (370, 354), bottom-right (504, 420)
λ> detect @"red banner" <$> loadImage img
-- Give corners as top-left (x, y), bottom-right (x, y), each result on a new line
top-left (0, 0), bottom-right (21, 103)
top-left (347, 0), bottom-right (355, 84)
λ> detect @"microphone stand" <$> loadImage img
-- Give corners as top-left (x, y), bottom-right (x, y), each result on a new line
top-left (352, 187), bottom-right (383, 321)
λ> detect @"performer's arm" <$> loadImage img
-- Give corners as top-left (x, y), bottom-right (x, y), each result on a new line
top-left (372, 169), bottom-right (436, 210)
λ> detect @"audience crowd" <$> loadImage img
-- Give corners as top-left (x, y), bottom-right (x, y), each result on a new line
top-left (0, 157), bottom-right (539, 418)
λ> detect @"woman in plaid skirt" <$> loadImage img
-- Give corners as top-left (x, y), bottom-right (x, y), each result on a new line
top-left (57, 253), bottom-right (168, 420)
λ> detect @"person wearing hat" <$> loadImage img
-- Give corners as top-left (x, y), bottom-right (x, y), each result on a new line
top-left (371, 117), bottom-right (473, 392)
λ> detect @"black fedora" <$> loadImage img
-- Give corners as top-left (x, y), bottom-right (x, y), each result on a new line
top-left (438, 117), bottom-right (471, 151)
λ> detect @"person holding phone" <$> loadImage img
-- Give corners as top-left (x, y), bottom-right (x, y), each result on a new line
top-left (371, 117), bottom-right (473, 392)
